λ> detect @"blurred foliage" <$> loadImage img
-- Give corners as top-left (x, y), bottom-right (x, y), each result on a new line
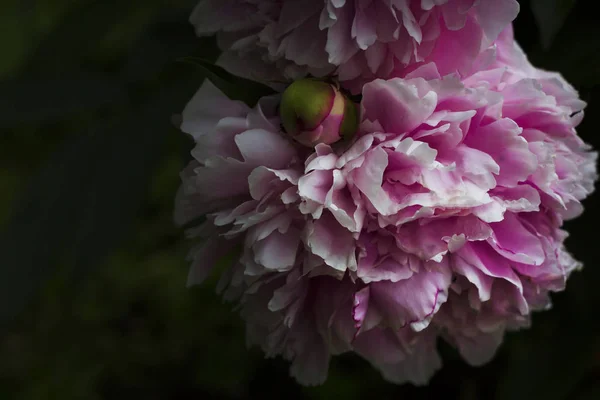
top-left (182, 57), bottom-right (276, 107)
top-left (0, 0), bottom-right (599, 399)
top-left (530, 0), bottom-right (577, 49)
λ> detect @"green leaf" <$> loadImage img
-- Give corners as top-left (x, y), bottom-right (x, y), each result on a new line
top-left (530, 0), bottom-right (577, 49)
top-left (179, 57), bottom-right (277, 107)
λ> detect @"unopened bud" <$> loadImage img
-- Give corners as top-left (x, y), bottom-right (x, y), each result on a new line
top-left (280, 78), bottom-right (358, 147)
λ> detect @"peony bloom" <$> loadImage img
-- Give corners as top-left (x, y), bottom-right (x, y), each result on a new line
top-left (176, 15), bottom-right (597, 385)
top-left (190, 0), bottom-right (520, 90)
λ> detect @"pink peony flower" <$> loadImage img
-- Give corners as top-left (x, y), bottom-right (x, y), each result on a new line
top-left (190, 0), bottom-right (520, 90)
top-left (176, 26), bottom-right (596, 386)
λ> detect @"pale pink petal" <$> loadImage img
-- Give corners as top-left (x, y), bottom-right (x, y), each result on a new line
top-left (362, 78), bottom-right (438, 134)
top-left (305, 213), bottom-right (358, 272)
top-left (370, 266), bottom-right (452, 331)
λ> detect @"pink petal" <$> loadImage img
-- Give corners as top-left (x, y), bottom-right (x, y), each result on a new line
top-left (362, 78), bottom-right (438, 134)
top-left (305, 213), bottom-right (358, 272)
top-left (370, 265), bottom-right (452, 331)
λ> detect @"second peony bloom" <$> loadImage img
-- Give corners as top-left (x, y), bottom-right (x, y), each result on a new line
top-left (191, 0), bottom-right (521, 91)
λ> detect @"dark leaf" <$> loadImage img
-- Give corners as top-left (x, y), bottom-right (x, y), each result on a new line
top-left (120, 11), bottom-right (217, 84)
top-left (530, 0), bottom-right (577, 49)
top-left (179, 57), bottom-right (277, 107)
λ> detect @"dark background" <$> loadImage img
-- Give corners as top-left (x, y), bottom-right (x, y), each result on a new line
top-left (0, 0), bottom-right (598, 399)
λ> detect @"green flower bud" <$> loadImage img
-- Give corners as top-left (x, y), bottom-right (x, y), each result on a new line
top-left (280, 78), bottom-right (358, 147)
